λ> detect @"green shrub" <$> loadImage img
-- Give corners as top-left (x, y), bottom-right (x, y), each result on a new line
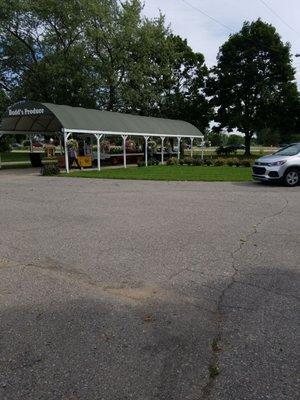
top-left (192, 157), bottom-right (204, 166)
top-left (137, 160), bottom-right (146, 167)
top-left (41, 164), bottom-right (60, 176)
top-left (184, 157), bottom-right (193, 165)
top-left (240, 159), bottom-right (252, 167)
top-left (214, 158), bottom-right (226, 166)
top-left (204, 159), bottom-right (213, 166)
top-left (235, 159), bottom-right (241, 167)
top-left (166, 157), bottom-right (179, 166)
top-left (149, 158), bottom-right (159, 166)
top-left (226, 158), bottom-right (238, 166)
top-left (179, 158), bottom-right (184, 165)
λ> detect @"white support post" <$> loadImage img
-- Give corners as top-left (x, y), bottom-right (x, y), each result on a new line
top-left (144, 136), bottom-right (149, 167)
top-left (161, 136), bottom-right (165, 165)
top-left (190, 137), bottom-right (194, 158)
top-left (122, 135), bottom-right (128, 168)
top-left (97, 136), bottom-right (100, 171)
top-left (64, 131), bottom-right (71, 173)
top-left (94, 133), bottom-right (103, 171)
top-left (177, 136), bottom-right (181, 160)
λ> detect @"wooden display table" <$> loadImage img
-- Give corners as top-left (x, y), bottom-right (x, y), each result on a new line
top-left (56, 155), bottom-right (92, 168)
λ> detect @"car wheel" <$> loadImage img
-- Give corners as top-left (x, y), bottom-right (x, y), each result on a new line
top-left (284, 169), bottom-right (300, 187)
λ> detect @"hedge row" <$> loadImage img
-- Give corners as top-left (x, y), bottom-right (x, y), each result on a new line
top-left (166, 157), bottom-right (253, 167)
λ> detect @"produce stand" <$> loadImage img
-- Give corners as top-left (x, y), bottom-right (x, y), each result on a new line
top-left (0, 101), bottom-right (204, 173)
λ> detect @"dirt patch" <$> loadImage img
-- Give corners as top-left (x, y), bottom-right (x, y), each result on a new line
top-left (103, 285), bottom-right (169, 304)
top-left (0, 257), bottom-right (193, 306)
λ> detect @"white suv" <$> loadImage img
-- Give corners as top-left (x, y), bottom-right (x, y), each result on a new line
top-left (252, 143), bottom-right (300, 187)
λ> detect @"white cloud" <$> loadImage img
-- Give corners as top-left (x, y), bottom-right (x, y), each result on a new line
top-left (142, 0), bottom-right (300, 84)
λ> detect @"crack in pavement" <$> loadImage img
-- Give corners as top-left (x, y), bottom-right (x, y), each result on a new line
top-left (0, 194), bottom-right (293, 400)
top-left (199, 197), bottom-right (289, 399)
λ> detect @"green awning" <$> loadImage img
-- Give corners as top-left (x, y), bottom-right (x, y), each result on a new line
top-left (0, 101), bottom-right (202, 138)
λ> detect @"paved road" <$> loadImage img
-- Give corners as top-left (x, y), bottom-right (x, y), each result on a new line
top-left (0, 170), bottom-right (299, 400)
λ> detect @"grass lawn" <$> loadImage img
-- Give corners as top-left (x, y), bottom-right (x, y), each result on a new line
top-left (0, 152), bottom-right (31, 162)
top-left (61, 165), bottom-right (252, 182)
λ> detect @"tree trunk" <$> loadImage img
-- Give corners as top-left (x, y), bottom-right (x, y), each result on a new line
top-left (107, 85), bottom-right (115, 111)
top-left (244, 133), bottom-right (251, 156)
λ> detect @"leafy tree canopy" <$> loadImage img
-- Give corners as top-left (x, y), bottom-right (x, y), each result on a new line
top-left (206, 19), bottom-right (298, 155)
top-left (227, 134), bottom-right (244, 146)
top-left (0, 0), bottom-right (211, 131)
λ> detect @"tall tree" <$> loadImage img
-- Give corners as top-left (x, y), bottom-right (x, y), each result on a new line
top-left (117, 29), bottom-right (212, 131)
top-left (0, 0), bottom-right (211, 131)
top-left (157, 35), bottom-right (211, 132)
top-left (85, 0), bottom-right (150, 111)
top-left (206, 19), bottom-right (298, 155)
top-left (120, 13), bottom-right (175, 115)
top-left (0, 0), bottom-right (96, 106)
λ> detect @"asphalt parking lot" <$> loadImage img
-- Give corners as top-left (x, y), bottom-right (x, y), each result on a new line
top-left (0, 169), bottom-right (299, 400)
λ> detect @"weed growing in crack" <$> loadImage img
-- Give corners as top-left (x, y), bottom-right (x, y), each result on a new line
top-left (209, 363), bottom-right (220, 378)
top-left (143, 314), bottom-right (156, 322)
top-left (211, 338), bottom-right (222, 352)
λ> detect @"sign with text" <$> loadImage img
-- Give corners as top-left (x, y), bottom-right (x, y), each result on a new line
top-left (4, 102), bottom-right (51, 118)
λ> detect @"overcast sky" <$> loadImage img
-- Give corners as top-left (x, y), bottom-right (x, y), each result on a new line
top-left (143, 0), bottom-right (300, 84)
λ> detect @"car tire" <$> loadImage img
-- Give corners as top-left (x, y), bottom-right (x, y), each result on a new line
top-left (284, 169), bottom-right (300, 187)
